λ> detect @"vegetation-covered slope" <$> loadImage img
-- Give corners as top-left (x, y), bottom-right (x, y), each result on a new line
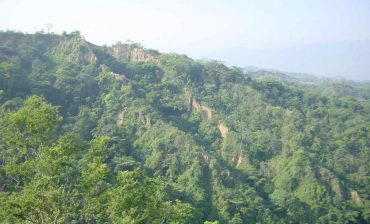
top-left (244, 67), bottom-right (370, 100)
top-left (0, 31), bottom-right (369, 223)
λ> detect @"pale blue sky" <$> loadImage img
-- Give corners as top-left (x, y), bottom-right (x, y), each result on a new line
top-left (1, 0), bottom-right (370, 79)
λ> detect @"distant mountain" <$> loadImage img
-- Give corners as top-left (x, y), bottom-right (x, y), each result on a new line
top-left (207, 40), bottom-right (370, 81)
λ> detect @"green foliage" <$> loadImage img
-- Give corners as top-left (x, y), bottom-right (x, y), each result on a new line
top-left (0, 31), bottom-right (369, 223)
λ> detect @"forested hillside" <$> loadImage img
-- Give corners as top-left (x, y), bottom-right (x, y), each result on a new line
top-left (0, 31), bottom-right (369, 223)
top-left (244, 68), bottom-right (370, 100)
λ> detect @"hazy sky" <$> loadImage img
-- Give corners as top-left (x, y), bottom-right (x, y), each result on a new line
top-left (1, 0), bottom-right (370, 80)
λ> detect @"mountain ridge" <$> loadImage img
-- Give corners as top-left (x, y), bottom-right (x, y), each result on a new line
top-left (0, 31), bottom-right (369, 223)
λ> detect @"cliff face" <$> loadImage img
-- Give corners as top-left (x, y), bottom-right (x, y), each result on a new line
top-left (1, 32), bottom-right (159, 65)
top-left (51, 36), bottom-right (97, 65)
top-left (109, 43), bottom-right (160, 64)
top-left (79, 41), bottom-right (98, 64)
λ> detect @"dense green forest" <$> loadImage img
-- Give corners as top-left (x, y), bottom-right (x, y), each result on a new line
top-left (0, 31), bottom-right (369, 223)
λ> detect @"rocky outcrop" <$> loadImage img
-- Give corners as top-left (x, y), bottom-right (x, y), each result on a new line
top-left (218, 123), bottom-right (229, 138)
top-left (108, 43), bottom-right (160, 64)
top-left (190, 97), bottom-right (212, 119)
top-left (188, 96), bottom-right (228, 138)
top-left (118, 109), bottom-right (152, 127)
top-left (117, 109), bottom-right (127, 125)
top-left (146, 116), bottom-right (152, 127)
top-left (317, 167), bottom-right (344, 198)
top-left (52, 37), bottom-right (98, 64)
top-left (188, 97), bottom-right (194, 112)
top-left (110, 71), bottom-right (125, 81)
top-left (236, 154), bottom-right (243, 166)
top-left (78, 41), bottom-right (98, 64)
top-left (351, 190), bottom-right (361, 205)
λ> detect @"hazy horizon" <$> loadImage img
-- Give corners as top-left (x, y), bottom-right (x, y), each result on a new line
top-left (203, 39), bottom-right (370, 81)
top-left (1, 0), bottom-right (369, 80)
